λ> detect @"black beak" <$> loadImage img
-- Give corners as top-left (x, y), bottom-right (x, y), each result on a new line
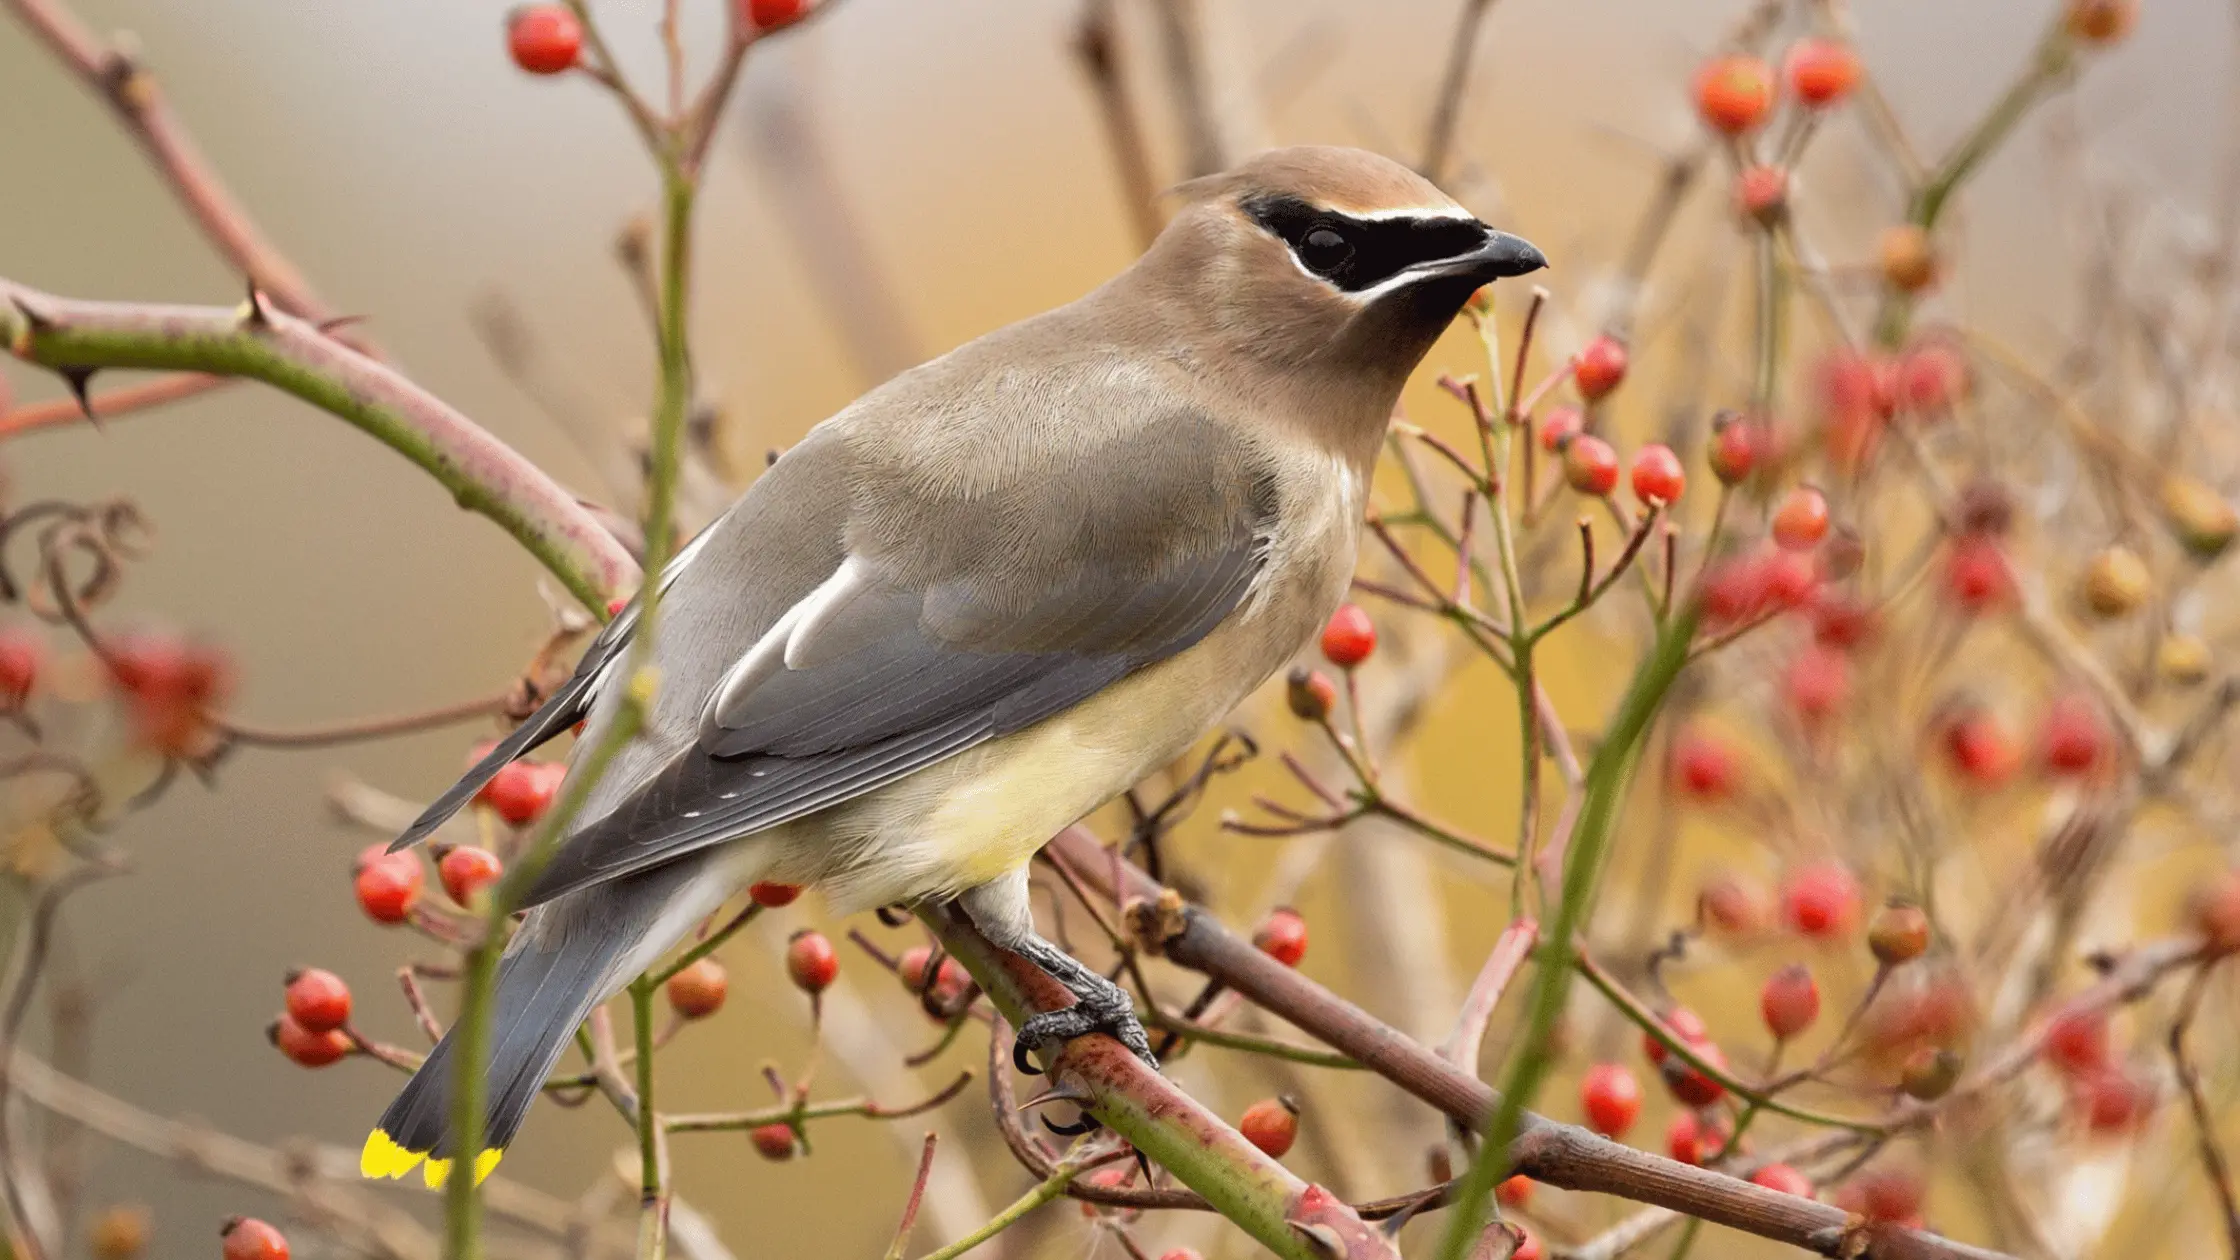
top-left (1451, 228), bottom-right (1547, 281)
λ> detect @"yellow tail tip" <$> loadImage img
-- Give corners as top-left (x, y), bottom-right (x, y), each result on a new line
top-left (420, 1147), bottom-right (505, 1189)
top-left (360, 1130), bottom-right (425, 1180)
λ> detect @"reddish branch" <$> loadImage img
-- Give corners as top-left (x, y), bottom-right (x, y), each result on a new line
top-left (0, 279), bottom-right (636, 611)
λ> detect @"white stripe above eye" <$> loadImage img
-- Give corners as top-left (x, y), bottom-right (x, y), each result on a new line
top-left (1340, 204), bottom-right (1476, 222)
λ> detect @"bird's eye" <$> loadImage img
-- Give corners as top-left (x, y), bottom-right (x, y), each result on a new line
top-left (1297, 225), bottom-right (1353, 277)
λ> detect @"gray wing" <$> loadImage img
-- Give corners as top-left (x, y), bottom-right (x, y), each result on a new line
top-left (519, 402), bottom-right (1278, 909)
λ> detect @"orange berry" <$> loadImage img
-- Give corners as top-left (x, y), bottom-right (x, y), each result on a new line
top-left (785, 930), bottom-right (838, 994)
top-left (220, 1217), bottom-right (290, 1260)
top-left (1319, 604), bottom-right (1375, 668)
top-left (749, 881), bottom-right (803, 908)
top-left (1573, 335), bottom-right (1628, 400)
top-left (1785, 38), bottom-right (1862, 106)
top-left (2066, 0), bottom-right (2137, 43)
top-left (1239, 1096), bottom-right (1299, 1158)
top-left (282, 968), bottom-right (351, 1034)
top-left (750, 1123), bottom-right (797, 1160)
top-left (1781, 862), bottom-right (1862, 939)
top-left (1879, 224), bottom-right (1939, 292)
top-left (438, 845), bottom-right (503, 906)
top-left (665, 958), bottom-right (729, 1019)
top-left (354, 854), bottom-right (423, 925)
top-left (1772, 487), bottom-right (1830, 551)
top-left (1692, 53), bottom-right (1775, 134)
top-left (1253, 907), bottom-right (1309, 967)
top-left (270, 1014), bottom-right (351, 1068)
top-left (506, 5), bottom-right (583, 75)
top-left (1580, 1062), bottom-right (1642, 1138)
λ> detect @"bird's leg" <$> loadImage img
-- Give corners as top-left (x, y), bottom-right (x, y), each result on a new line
top-left (955, 872), bottom-right (1158, 1073)
top-left (1007, 934), bottom-right (1158, 1069)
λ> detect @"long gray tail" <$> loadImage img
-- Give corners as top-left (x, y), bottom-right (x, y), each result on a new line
top-left (361, 859), bottom-right (733, 1188)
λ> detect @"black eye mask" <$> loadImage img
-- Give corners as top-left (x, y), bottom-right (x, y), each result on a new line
top-left (1242, 194), bottom-right (1491, 294)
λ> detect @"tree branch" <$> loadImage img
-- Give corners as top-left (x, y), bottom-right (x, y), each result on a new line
top-left (0, 279), bottom-right (636, 611)
top-left (923, 905), bottom-right (1399, 1260)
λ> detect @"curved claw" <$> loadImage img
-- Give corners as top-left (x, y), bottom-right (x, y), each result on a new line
top-left (1041, 1110), bottom-right (1101, 1137)
top-left (1013, 1035), bottom-right (1045, 1077)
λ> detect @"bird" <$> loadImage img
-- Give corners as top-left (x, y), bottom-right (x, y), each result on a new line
top-left (360, 144), bottom-right (1544, 1188)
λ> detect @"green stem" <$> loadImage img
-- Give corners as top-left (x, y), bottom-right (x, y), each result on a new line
top-left (442, 698), bottom-right (643, 1257)
top-left (648, 905), bottom-right (759, 988)
top-left (631, 980), bottom-right (666, 1259)
top-left (1433, 610), bottom-right (1699, 1260)
top-left (916, 1154), bottom-right (1108, 1260)
top-left (445, 108), bottom-right (701, 1260)
top-left (1874, 18), bottom-right (2075, 346)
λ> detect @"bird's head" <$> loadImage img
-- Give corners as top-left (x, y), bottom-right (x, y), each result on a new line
top-left (1144, 146), bottom-right (1545, 407)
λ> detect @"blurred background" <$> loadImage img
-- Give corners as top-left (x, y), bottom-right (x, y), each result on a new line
top-left (2, 0), bottom-right (2235, 1256)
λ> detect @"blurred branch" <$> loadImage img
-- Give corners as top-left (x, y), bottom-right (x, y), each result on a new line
top-left (1075, 0), bottom-right (1165, 249)
top-left (0, 279), bottom-right (636, 612)
top-left (1149, 0), bottom-right (1226, 178)
top-left (0, 0), bottom-right (364, 346)
top-left (1418, 0), bottom-right (1499, 185)
top-left (2168, 963), bottom-right (2240, 1259)
top-left (0, 372), bottom-right (228, 440)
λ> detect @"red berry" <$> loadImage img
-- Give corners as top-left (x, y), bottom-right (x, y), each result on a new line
top-left (897, 945), bottom-right (972, 1011)
top-left (1783, 646), bottom-right (1850, 724)
top-left (485, 761), bottom-right (566, 827)
top-left (750, 1123), bottom-right (797, 1160)
top-left (1944, 536), bottom-right (2012, 612)
top-left (1708, 416), bottom-right (1757, 485)
top-left (438, 846), bottom-right (503, 906)
top-left (2066, 0), bottom-right (2137, 44)
top-left (2039, 695), bottom-right (2107, 776)
top-left (1772, 487), bottom-right (1830, 551)
top-left (270, 1014), bottom-right (351, 1068)
top-left (1665, 1109), bottom-right (1733, 1165)
top-left (1671, 728), bottom-right (1739, 801)
top-left (1320, 604), bottom-right (1376, 669)
top-left (1810, 591), bottom-right (1877, 650)
top-left (1784, 38), bottom-right (1861, 106)
top-left (283, 968), bottom-right (351, 1034)
top-left (1734, 165), bottom-right (1788, 224)
top-left (1895, 339), bottom-right (1969, 414)
top-left (1286, 667), bottom-right (1338, 721)
top-left (506, 5), bottom-right (583, 75)
top-left (221, 1217), bottom-right (291, 1260)
top-left (1158, 1252), bottom-right (1204, 1260)
top-left (1253, 907), bottom-right (1309, 967)
top-left (1563, 435), bottom-right (1620, 497)
top-left (742, 0), bottom-right (808, 28)
top-left (1629, 444), bottom-right (1686, 507)
top-left (106, 633), bottom-right (233, 758)
top-left (1851, 1168), bottom-right (1924, 1224)
top-left (1868, 903), bottom-right (1932, 965)
top-left (750, 881), bottom-right (803, 908)
top-left (666, 958), bottom-right (729, 1019)
top-left (1943, 708), bottom-right (2018, 786)
top-left (1239, 1096), bottom-right (1299, 1158)
top-left (1751, 1163), bottom-right (1814, 1197)
top-left (1511, 1228), bottom-right (1545, 1260)
top-left (1700, 877), bottom-right (1768, 936)
top-left (1760, 964), bottom-right (1820, 1040)
top-left (1782, 862), bottom-right (1862, 939)
top-left (1579, 1062), bottom-right (1643, 1138)
top-left (354, 854), bottom-right (422, 925)
top-left (2077, 1067), bottom-right (2151, 1133)
top-left (1661, 1039), bottom-right (1730, 1108)
top-left (2192, 869), bottom-right (2240, 954)
top-left (1539, 406), bottom-right (1585, 452)
top-left (1761, 552), bottom-right (1818, 610)
top-left (1692, 53), bottom-right (1775, 134)
top-left (2042, 1006), bottom-right (2108, 1077)
top-left (1698, 556), bottom-right (1772, 627)
top-left (1573, 336), bottom-right (1629, 400)
top-left (785, 930), bottom-right (838, 994)
top-left (0, 629), bottom-right (41, 706)
top-left (1496, 1174), bottom-right (1533, 1208)
top-left (1643, 1006), bottom-right (1712, 1066)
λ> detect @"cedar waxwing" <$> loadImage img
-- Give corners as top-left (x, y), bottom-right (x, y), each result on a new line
top-left (362, 144), bottom-right (1544, 1187)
